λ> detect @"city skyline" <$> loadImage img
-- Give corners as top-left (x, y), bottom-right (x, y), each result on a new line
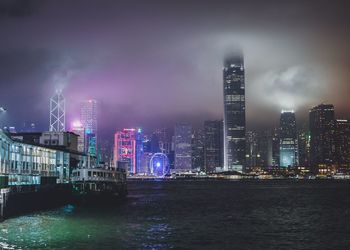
top-left (2, 2), bottom-right (350, 249)
top-left (1, 0), bottom-right (350, 140)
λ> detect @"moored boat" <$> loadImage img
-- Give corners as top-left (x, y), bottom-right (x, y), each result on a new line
top-left (71, 167), bottom-right (127, 205)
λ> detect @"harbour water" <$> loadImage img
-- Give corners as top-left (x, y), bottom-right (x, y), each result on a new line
top-left (1, 180), bottom-right (350, 249)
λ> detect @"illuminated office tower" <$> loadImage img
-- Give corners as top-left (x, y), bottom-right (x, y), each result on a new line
top-left (298, 128), bottom-right (311, 168)
top-left (80, 99), bottom-right (98, 154)
top-left (279, 111), bottom-right (298, 167)
top-left (71, 121), bottom-right (85, 153)
top-left (135, 128), bottom-right (144, 173)
top-left (49, 89), bottom-right (65, 132)
top-left (192, 128), bottom-right (204, 171)
top-left (223, 53), bottom-right (246, 172)
top-left (174, 123), bottom-right (192, 172)
top-left (309, 104), bottom-right (335, 171)
top-left (113, 128), bottom-right (143, 175)
top-left (334, 119), bottom-right (350, 171)
top-left (204, 120), bottom-right (223, 173)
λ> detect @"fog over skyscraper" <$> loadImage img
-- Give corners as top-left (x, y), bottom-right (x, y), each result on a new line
top-left (223, 53), bottom-right (246, 172)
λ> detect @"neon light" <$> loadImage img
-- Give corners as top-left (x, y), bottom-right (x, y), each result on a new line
top-left (72, 120), bottom-right (82, 128)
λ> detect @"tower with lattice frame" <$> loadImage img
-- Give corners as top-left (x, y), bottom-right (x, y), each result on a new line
top-left (49, 89), bottom-right (65, 132)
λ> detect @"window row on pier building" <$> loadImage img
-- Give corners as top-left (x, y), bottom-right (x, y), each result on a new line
top-left (0, 130), bottom-right (88, 187)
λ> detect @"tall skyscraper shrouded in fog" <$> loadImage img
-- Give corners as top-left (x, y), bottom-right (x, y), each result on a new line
top-left (49, 90), bottom-right (65, 132)
top-left (174, 123), bottom-right (192, 172)
top-left (309, 104), bottom-right (335, 171)
top-left (223, 53), bottom-right (246, 172)
top-left (279, 111), bottom-right (298, 167)
top-left (81, 99), bottom-right (98, 155)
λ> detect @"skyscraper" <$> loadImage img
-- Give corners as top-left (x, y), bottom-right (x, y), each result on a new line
top-left (113, 128), bottom-right (143, 175)
top-left (334, 119), bottom-right (350, 172)
top-left (298, 128), bottom-right (311, 168)
top-left (191, 128), bottom-right (204, 171)
top-left (204, 120), bottom-right (223, 173)
top-left (174, 123), bottom-right (192, 172)
top-left (223, 53), bottom-right (246, 172)
top-left (272, 127), bottom-right (280, 167)
top-left (279, 111), bottom-right (298, 167)
top-left (80, 99), bottom-right (98, 154)
top-left (49, 89), bottom-right (65, 132)
top-left (71, 120), bottom-right (85, 153)
top-left (309, 104), bottom-right (335, 172)
top-left (256, 130), bottom-right (273, 167)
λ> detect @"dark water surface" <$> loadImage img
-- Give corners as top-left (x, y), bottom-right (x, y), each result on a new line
top-left (1, 180), bottom-right (350, 249)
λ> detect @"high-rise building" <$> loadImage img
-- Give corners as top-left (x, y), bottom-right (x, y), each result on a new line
top-left (279, 111), bottom-right (298, 167)
top-left (272, 127), bottom-right (280, 166)
top-left (246, 131), bottom-right (258, 170)
top-left (81, 99), bottom-right (98, 155)
top-left (71, 120), bottom-right (85, 153)
top-left (81, 100), bottom-right (98, 135)
top-left (334, 119), bottom-right (350, 171)
top-left (49, 89), bottom-right (65, 132)
top-left (223, 53), bottom-right (246, 172)
top-left (140, 152), bottom-right (153, 174)
top-left (113, 128), bottom-right (143, 175)
top-left (150, 133), bottom-right (160, 153)
top-left (191, 128), bottom-right (204, 171)
top-left (99, 139), bottom-right (113, 164)
top-left (135, 128), bottom-right (144, 173)
top-left (257, 130), bottom-right (273, 167)
top-left (154, 128), bottom-right (172, 155)
top-left (174, 123), bottom-right (192, 172)
top-left (298, 128), bottom-right (311, 168)
top-left (204, 120), bottom-right (223, 173)
top-left (309, 104), bottom-right (335, 171)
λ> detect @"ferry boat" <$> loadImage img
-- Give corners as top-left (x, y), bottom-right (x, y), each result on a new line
top-left (71, 167), bottom-right (127, 205)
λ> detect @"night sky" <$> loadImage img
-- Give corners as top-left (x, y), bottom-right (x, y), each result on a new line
top-left (0, 0), bottom-right (350, 139)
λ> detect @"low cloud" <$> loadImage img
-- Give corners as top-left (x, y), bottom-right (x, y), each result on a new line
top-left (256, 65), bottom-right (329, 110)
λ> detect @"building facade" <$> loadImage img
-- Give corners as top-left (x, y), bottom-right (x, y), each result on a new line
top-left (113, 128), bottom-right (143, 175)
top-left (191, 128), bottom-right (204, 172)
top-left (0, 130), bottom-right (87, 187)
top-left (81, 99), bottom-right (98, 155)
top-left (49, 90), bottom-right (65, 132)
top-left (204, 120), bottom-right (223, 173)
top-left (309, 104), bottom-right (335, 172)
top-left (334, 119), bottom-right (350, 173)
top-left (223, 54), bottom-right (246, 172)
top-left (279, 111), bottom-right (298, 167)
top-left (174, 123), bottom-right (192, 172)
top-left (71, 121), bottom-right (85, 153)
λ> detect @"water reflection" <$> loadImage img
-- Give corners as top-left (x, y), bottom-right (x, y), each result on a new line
top-left (1, 181), bottom-right (350, 249)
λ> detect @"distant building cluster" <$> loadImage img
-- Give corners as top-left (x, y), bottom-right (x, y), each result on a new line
top-left (246, 104), bottom-right (350, 177)
top-left (45, 52), bottom-right (349, 178)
